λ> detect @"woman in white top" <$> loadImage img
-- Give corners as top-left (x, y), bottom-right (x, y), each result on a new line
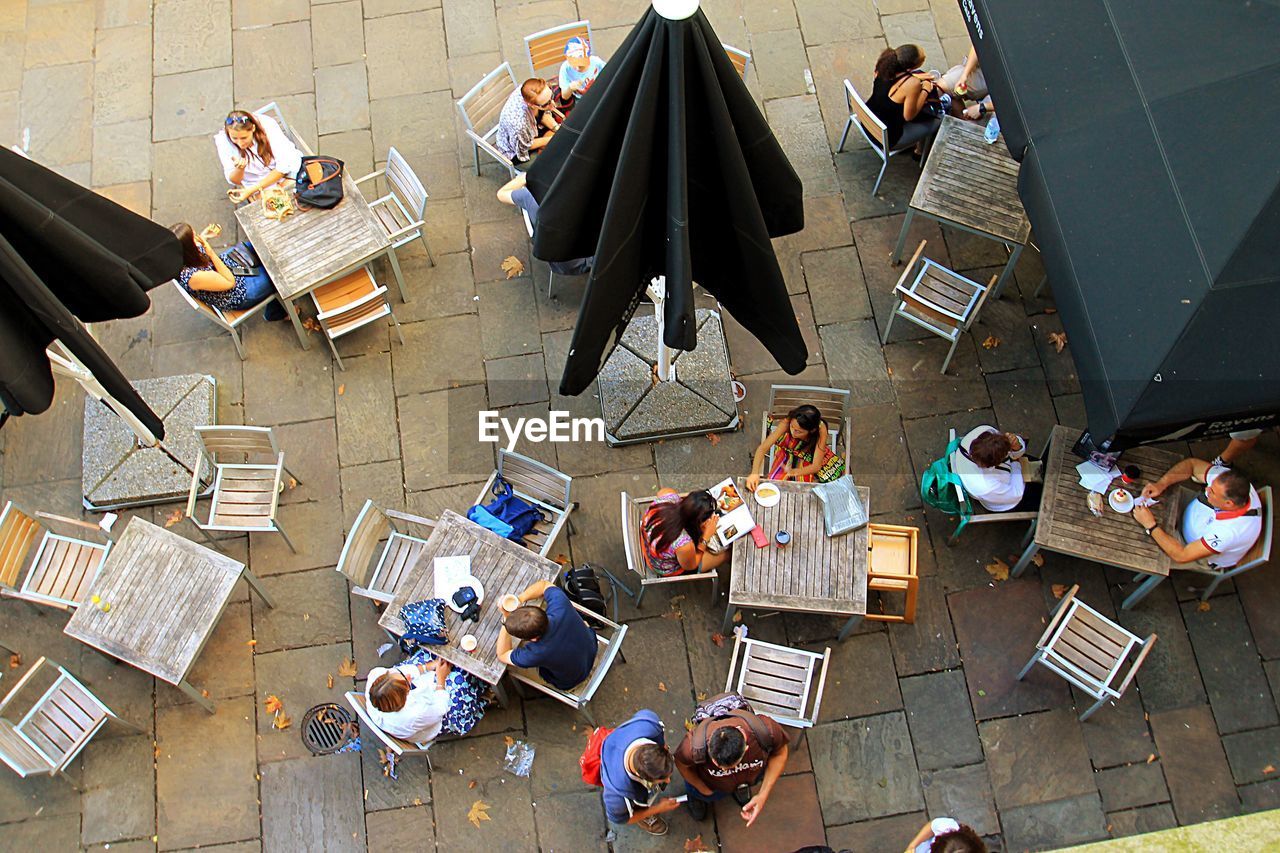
top-left (364, 659), bottom-right (452, 744)
top-left (953, 425), bottom-right (1040, 513)
top-left (214, 110), bottom-right (303, 203)
top-left (906, 817), bottom-right (987, 852)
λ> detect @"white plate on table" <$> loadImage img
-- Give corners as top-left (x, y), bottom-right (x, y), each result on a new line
top-left (1108, 488), bottom-right (1135, 514)
top-left (754, 483), bottom-right (782, 508)
top-left (445, 576), bottom-right (485, 613)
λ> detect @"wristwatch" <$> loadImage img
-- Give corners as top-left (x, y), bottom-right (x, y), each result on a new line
top-left (1143, 524), bottom-right (1157, 536)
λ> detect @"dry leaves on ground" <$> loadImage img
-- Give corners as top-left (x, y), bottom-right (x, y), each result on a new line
top-left (272, 712), bottom-right (292, 730)
top-left (706, 432), bottom-right (721, 446)
top-left (9, 653), bottom-right (21, 669)
top-left (710, 632), bottom-right (725, 648)
top-left (985, 557), bottom-right (1010, 582)
top-left (163, 509), bottom-right (184, 528)
top-left (468, 779), bottom-right (477, 789)
top-left (247, 639), bottom-right (258, 648)
top-left (264, 695), bottom-right (284, 715)
top-left (337, 657), bottom-right (358, 677)
top-left (658, 681), bottom-right (668, 692)
top-left (1197, 601), bottom-right (1212, 612)
top-left (1031, 552), bottom-right (1045, 567)
top-left (1051, 584), bottom-right (1069, 599)
top-left (553, 553), bottom-right (570, 566)
top-left (337, 384), bottom-right (345, 396)
top-left (1047, 331), bottom-right (1068, 353)
top-left (1044, 307), bottom-right (1058, 314)
top-left (326, 674), bottom-right (334, 690)
top-left (504, 735), bottom-right (515, 747)
top-left (500, 256), bottom-right (525, 279)
top-left (981, 335), bottom-right (1002, 350)
top-left (302, 318), bottom-right (321, 333)
top-left (467, 800), bottom-right (492, 828)
top-left (1146, 753), bottom-right (1156, 764)
top-left (685, 835), bottom-right (712, 852)
top-left (683, 717), bottom-right (695, 732)
top-left (1265, 765), bottom-right (1276, 775)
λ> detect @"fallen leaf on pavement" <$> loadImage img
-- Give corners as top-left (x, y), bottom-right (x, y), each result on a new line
top-left (247, 639), bottom-right (257, 648)
top-left (337, 384), bottom-right (345, 396)
top-left (977, 689), bottom-right (986, 697)
top-left (1047, 331), bottom-right (1068, 353)
top-left (683, 718), bottom-right (695, 732)
top-left (338, 657), bottom-right (358, 677)
top-left (504, 736), bottom-right (515, 747)
top-left (467, 800), bottom-right (492, 828)
top-left (1031, 552), bottom-right (1045, 567)
top-left (163, 509), bottom-right (184, 528)
top-left (696, 692), bottom-right (707, 702)
top-left (8, 653), bottom-right (20, 669)
top-left (264, 695), bottom-right (284, 715)
top-left (1044, 307), bottom-right (1058, 314)
top-left (657, 681), bottom-right (668, 692)
top-left (287, 477), bottom-right (298, 490)
top-left (1147, 754), bottom-right (1156, 763)
top-left (710, 632), bottom-right (725, 648)
top-left (1265, 765), bottom-right (1276, 775)
top-left (201, 689), bottom-right (210, 698)
top-left (706, 432), bottom-right (721, 446)
top-left (981, 335), bottom-right (1002, 350)
top-left (985, 557), bottom-right (1010, 582)
top-left (684, 834), bottom-right (711, 852)
top-left (500, 256), bottom-right (525, 279)
top-left (272, 712), bottom-right (292, 730)
top-left (468, 779), bottom-right (478, 789)
top-left (302, 318), bottom-right (321, 333)
top-left (1051, 584), bottom-right (1069, 599)
top-left (553, 553), bottom-right (570, 566)
top-left (327, 674), bottom-right (334, 690)
top-left (1197, 601), bottom-right (1212, 612)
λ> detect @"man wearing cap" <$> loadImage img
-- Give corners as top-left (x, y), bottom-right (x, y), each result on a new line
top-left (1134, 456), bottom-right (1262, 570)
top-left (559, 37), bottom-right (606, 104)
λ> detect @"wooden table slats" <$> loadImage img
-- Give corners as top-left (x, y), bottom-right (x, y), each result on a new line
top-left (729, 479), bottom-right (869, 616)
top-left (911, 116), bottom-right (1032, 245)
top-left (1034, 425), bottom-right (1185, 576)
top-left (64, 518), bottom-right (243, 684)
top-left (377, 509), bottom-right (559, 685)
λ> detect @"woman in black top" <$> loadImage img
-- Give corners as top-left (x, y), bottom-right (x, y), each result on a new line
top-left (868, 44), bottom-right (953, 154)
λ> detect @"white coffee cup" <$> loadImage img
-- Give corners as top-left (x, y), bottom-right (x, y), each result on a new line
top-left (500, 594), bottom-right (521, 613)
top-left (460, 634), bottom-right (478, 652)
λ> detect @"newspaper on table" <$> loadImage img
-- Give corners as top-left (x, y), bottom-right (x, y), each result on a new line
top-left (811, 475), bottom-right (868, 536)
top-left (432, 555), bottom-right (472, 600)
top-left (1075, 460), bottom-right (1116, 494)
top-left (709, 478), bottom-right (755, 550)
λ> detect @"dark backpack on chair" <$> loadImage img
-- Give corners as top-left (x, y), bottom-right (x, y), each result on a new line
top-left (557, 564), bottom-right (608, 616)
top-left (295, 156), bottom-right (345, 209)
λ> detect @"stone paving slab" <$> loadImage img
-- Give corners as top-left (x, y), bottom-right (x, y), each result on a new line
top-left (920, 763), bottom-right (1000, 838)
top-left (1114, 582), bottom-right (1208, 713)
top-left (1222, 726), bottom-right (1280, 787)
top-left (713, 771), bottom-right (827, 850)
top-left (1108, 802), bottom-right (1178, 838)
top-left (1000, 793), bottom-right (1109, 852)
top-left (901, 669), bottom-right (983, 771)
top-left (365, 803), bottom-right (436, 849)
top-left (430, 736), bottom-right (538, 852)
top-left (253, 642), bottom-right (355, 762)
top-left (981, 708), bottom-right (1097, 810)
top-left (1182, 594), bottom-right (1279, 734)
top-left (82, 733), bottom-right (156, 846)
top-left (533, 790), bottom-right (609, 853)
top-left (810, 711), bottom-right (924, 825)
top-left (1150, 704), bottom-right (1240, 824)
top-left (1095, 761), bottom-right (1171, 814)
top-left (261, 755), bottom-right (366, 852)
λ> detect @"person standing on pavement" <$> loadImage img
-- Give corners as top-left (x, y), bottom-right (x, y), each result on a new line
top-left (599, 709), bottom-right (681, 837)
top-left (674, 707), bottom-right (789, 824)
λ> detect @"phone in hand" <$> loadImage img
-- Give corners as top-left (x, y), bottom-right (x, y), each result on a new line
top-left (672, 794), bottom-right (688, 804)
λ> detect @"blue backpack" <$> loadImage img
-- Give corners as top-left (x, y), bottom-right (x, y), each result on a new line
top-left (397, 598), bottom-right (448, 655)
top-left (468, 479), bottom-right (544, 542)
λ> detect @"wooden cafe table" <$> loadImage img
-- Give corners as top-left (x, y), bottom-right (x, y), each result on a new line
top-left (1010, 425), bottom-right (1185, 609)
top-left (721, 478), bottom-right (870, 641)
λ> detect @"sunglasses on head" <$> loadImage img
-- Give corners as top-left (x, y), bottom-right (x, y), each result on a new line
top-left (225, 114), bottom-right (254, 127)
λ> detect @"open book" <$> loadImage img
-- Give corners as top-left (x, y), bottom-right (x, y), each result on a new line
top-left (709, 478), bottom-right (755, 549)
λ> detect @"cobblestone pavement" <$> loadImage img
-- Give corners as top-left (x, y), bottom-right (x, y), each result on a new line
top-left (3, 1), bottom-right (1280, 851)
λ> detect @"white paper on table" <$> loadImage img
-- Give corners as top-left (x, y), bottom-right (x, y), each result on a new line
top-left (1133, 496), bottom-right (1159, 508)
top-left (1075, 460), bottom-right (1116, 494)
top-left (433, 555), bottom-right (472, 600)
top-left (708, 478), bottom-right (755, 549)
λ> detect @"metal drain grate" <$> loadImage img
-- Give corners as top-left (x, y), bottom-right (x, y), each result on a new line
top-left (300, 703), bottom-right (356, 755)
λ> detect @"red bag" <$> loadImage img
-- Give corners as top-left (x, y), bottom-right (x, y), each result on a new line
top-left (579, 725), bottom-right (614, 787)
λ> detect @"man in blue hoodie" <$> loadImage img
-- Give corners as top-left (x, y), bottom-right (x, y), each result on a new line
top-left (599, 709), bottom-right (680, 836)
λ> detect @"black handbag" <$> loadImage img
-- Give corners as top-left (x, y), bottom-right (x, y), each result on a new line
top-left (295, 156), bottom-right (344, 209)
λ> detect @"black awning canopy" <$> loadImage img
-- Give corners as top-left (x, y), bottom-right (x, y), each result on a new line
top-left (965, 0), bottom-right (1280, 445)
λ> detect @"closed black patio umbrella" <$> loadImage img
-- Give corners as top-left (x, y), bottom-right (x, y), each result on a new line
top-left (526, 0), bottom-right (807, 395)
top-left (0, 147), bottom-right (182, 439)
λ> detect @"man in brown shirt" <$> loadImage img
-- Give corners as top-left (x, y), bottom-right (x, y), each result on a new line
top-left (674, 710), bottom-right (789, 824)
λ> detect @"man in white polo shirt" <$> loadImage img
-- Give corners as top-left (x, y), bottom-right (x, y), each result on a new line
top-left (1133, 457), bottom-right (1262, 569)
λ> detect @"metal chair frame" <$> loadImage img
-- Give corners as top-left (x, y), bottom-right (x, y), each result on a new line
top-left (524, 20), bottom-right (593, 81)
top-left (945, 427), bottom-right (1038, 545)
top-left (457, 62), bottom-right (521, 179)
top-left (0, 502), bottom-right (117, 610)
top-left (473, 449), bottom-right (575, 559)
top-left (759, 384), bottom-right (852, 476)
top-left (506, 601), bottom-right (627, 725)
top-left (354, 146), bottom-right (435, 289)
top-left (725, 627), bottom-right (830, 740)
top-left (336, 501), bottom-right (436, 604)
top-left (882, 240), bottom-right (994, 374)
top-left (836, 79), bottom-right (923, 196)
top-left (617, 491), bottom-right (721, 607)
top-left (186, 425), bottom-right (296, 552)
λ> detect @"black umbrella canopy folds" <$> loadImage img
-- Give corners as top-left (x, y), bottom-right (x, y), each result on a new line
top-left (0, 147), bottom-right (182, 437)
top-left (527, 3), bottom-right (808, 395)
top-left (964, 0), bottom-right (1280, 445)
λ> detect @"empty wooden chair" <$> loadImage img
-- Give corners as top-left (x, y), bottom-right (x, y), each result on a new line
top-left (186, 425), bottom-right (295, 552)
top-left (171, 280), bottom-right (280, 361)
top-left (618, 491), bottom-right (720, 607)
top-left (725, 627), bottom-right (830, 736)
top-left (473, 449), bottom-right (574, 559)
top-left (0, 658), bottom-right (141, 789)
top-left (336, 501), bottom-right (436, 603)
top-left (864, 523), bottom-right (919, 624)
top-left (723, 43), bottom-right (751, 79)
top-left (836, 79), bottom-right (927, 196)
top-left (525, 20), bottom-right (593, 81)
top-left (345, 691), bottom-right (435, 769)
top-left (457, 62), bottom-right (521, 178)
top-left (759, 384), bottom-right (852, 476)
top-left (310, 266), bottom-right (404, 371)
top-left (506, 601), bottom-right (627, 725)
top-left (945, 427), bottom-right (1038, 544)
top-left (355, 146), bottom-right (435, 297)
top-left (883, 240), bottom-right (995, 374)
top-left (1018, 584), bottom-right (1157, 721)
top-left (0, 502), bottom-right (116, 610)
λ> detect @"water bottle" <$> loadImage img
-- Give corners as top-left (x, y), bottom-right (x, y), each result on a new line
top-left (984, 115), bottom-right (1001, 144)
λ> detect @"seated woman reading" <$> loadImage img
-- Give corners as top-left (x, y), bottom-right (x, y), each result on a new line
top-left (746, 404), bottom-right (845, 492)
top-left (214, 110), bottom-right (303, 204)
top-left (365, 651), bottom-right (489, 743)
top-left (640, 489), bottom-right (730, 577)
top-left (168, 222), bottom-right (284, 320)
top-left (953, 426), bottom-right (1041, 513)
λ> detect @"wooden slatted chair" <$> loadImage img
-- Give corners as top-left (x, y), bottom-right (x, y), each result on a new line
top-left (0, 502), bottom-right (116, 610)
top-left (171, 280), bottom-right (280, 361)
top-left (506, 601), bottom-right (627, 725)
top-left (336, 501), bottom-right (436, 604)
top-left (345, 691), bottom-right (435, 768)
top-left (457, 62), bottom-right (521, 178)
top-left (473, 450), bottom-right (575, 559)
top-left (945, 427), bottom-right (1038, 544)
top-left (864, 523), bottom-right (919, 624)
top-left (0, 658), bottom-right (142, 789)
top-left (725, 627), bottom-right (830, 739)
top-left (355, 146), bottom-right (435, 299)
top-left (836, 79), bottom-right (925, 196)
top-left (619, 491), bottom-right (720, 607)
top-left (255, 100), bottom-right (314, 154)
top-left (186, 425), bottom-right (296, 552)
top-left (1018, 584), bottom-right (1157, 721)
top-left (524, 20), bottom-right (592, 81)
top-left (883, 240), bottom-right (995, 374)
top-left (759, 384), bottom-right (852, 476)
top-left (310, 266), bottom-right (404, 371)
top-left (723, 43), bottom-right (751, 79)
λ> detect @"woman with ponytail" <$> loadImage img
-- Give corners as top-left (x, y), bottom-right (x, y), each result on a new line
top-left (868, 44), bottom-right (952, 154)
top-left (214, 109), bottom-right (303, 203)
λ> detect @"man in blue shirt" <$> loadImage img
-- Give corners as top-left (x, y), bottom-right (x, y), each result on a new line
top-left (599, 709), bottom-right (681, 836)
top-left (497, 579), bottom-right (597, 689)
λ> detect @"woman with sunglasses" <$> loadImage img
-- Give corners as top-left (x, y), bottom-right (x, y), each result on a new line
top-left (214, 110), bottom-right (303, 203)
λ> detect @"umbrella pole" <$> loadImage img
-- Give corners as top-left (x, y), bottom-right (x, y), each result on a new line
top-left (646, 276), bottom-right (677, 382)
top-left (47, 342), bottom-right (160, 447)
